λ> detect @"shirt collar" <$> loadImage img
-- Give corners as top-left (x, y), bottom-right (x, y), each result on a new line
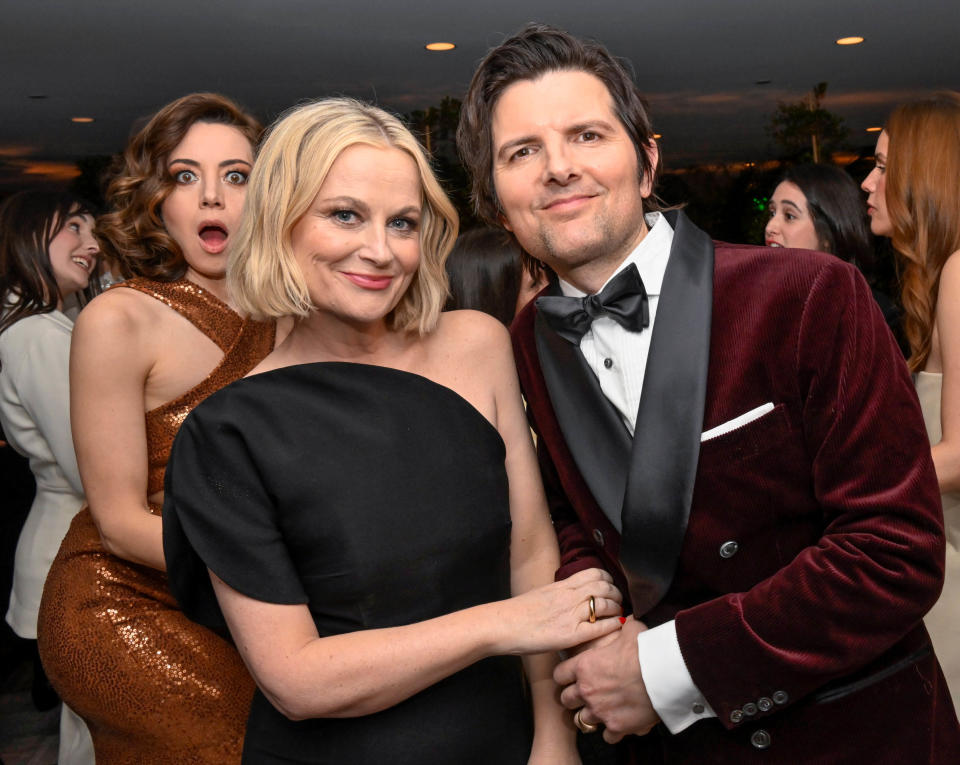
top-left (559, 212), bottom-right (673, 298)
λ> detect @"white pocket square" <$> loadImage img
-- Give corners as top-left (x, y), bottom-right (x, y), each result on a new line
top-left (701, 402), bottom-right (775, 442)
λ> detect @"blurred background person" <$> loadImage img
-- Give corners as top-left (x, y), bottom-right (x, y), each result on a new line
top-left (765, 162), bottom-right (906, 353)
top-left (862, 91), bottom-right (960, 709)
top-left (445, 226), bottom-right (548, 325)
top-left (36, 93), bottom-right (279, 762)
top-left (0, 190), bottom-right (100, 764)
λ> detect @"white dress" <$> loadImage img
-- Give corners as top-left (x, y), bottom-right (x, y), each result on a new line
top-left (916, 371), bottom-right (960, 712)
top-left (0, 308), bottom-right (94, 765)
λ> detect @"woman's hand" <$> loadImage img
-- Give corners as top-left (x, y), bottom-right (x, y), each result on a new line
top-left (491, 568), bottom-right (623, 655)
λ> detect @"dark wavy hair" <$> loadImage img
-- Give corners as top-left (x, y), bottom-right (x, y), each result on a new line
top-left (778, 163), bottom-right (875, 271)
top-left (444, 226), bottom-right (546, 326)
top-left (96, 92), bottom-right (262, 281)
top-left (457, 23), bottom-right (663, 225)
top-left (0, 190), bottom-right (100, 340)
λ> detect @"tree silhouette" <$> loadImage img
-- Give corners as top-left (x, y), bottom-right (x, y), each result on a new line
top-left (769, 82), bottom-right (848, 163)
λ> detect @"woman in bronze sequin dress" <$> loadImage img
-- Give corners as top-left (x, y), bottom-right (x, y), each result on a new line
top-left (37, 93), bottom-right (280, 763)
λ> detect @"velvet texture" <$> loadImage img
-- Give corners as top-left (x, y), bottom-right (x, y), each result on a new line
top-left (512, 212), bottom-right (960, 763)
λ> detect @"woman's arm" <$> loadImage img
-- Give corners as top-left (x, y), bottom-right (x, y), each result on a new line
top-left (932, 250), bottom-right (960, 492)
top-left (211, 566), bottom-right (620, 721)
top-left (70, 290), bottom-right (164, 568)
top-left (489, 318), bottom-right (590, 763)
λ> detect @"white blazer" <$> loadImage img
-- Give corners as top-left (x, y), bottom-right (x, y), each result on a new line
top-left (0, 309), bottom-right (85, 639)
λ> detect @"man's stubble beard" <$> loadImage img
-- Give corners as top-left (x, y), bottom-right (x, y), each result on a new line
top-left (536, 210), bottom-right (645, 283)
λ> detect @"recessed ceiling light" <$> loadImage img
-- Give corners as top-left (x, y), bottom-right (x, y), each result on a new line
top-left (836, 36), bottom-right (864, 45)
top-left (866, 126), bottom-right (882, 132)
top-left (71, 117), bottom-right (94, 123)
top-left (425, 42), bottom-right (455, 51)
top-left (653, 134), bottom-right (662, 139)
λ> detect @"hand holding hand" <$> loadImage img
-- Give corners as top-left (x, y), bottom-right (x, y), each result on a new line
top-left (554, 617), bottom-right (661, 743)
top-left (493, 568), bottom-right (623, 655)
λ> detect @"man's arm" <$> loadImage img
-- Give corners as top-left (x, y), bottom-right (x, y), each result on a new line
top-left (676, 261), bottom-right (944, 728)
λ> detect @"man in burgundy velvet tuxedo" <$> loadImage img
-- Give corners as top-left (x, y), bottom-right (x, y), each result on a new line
top-left (457, 24), bottom-right (960, 763)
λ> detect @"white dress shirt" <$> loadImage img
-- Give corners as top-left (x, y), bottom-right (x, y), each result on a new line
top-left (558, 212), bottom-right (716, 733)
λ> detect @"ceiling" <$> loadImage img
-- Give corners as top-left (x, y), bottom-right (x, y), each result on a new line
top-left (2, 0), bottom-right (958, 192)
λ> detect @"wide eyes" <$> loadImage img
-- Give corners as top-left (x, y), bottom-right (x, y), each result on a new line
top-left (171, 168), bottom-right (249, 185)
top-left (174, 169), bottom-right (198, 185)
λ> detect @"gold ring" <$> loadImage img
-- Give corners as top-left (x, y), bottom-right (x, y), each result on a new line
top-left (588, 595), bottom-right (597, 623)
top-left (574, 707), bottom-right (599, 734)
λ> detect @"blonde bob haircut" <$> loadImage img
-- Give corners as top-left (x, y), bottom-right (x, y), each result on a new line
top-left (229, 98), bottom-right (458, 335)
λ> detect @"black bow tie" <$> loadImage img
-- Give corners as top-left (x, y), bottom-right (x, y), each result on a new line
top-left (536, 263), bottom-right (650, 344)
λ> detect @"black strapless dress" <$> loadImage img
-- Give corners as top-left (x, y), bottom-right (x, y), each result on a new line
top-left (163, 363), bottom-right (532, 764)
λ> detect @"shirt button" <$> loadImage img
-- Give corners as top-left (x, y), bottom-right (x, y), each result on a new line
top-left (592, 528), bottom-right (605, 547)
top-left (742, 702), bottom-right (758, 716)
top-left (691, 702), bottom-right (705, 714)
top-left (750, 730), bottom-right (772, 750)
top-left (730, 709), bottom-right (743, 724)
top-left (719, 540), bottom-right (739, 558)
top-left (603, 357), bottom-right (613, 369)
top-left (757, 697), bottom-right (773, 712)
top-left (772, 690), bottom-right (789, 705)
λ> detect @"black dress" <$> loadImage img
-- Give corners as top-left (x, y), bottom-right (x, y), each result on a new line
top-left (163, 363), bottom-right (532, 764)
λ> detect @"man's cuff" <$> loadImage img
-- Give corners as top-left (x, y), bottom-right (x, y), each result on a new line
top-left (636, 619), bottom-right (716, 734)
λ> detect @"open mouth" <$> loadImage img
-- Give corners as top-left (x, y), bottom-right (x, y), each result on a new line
top-left (198, 224), bottom-right (229, 254)
top-left (71, 255), bottom-right (93, 270)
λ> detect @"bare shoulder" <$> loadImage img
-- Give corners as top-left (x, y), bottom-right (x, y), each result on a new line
top-left (432, 309), bottom-right (511, 357)
top-left (940, 250), bottom-right (960, 290)
top-left (72, 288), bottom-right (168, 367)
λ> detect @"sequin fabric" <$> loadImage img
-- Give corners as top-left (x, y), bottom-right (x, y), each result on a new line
top-left (37, 278), bottom-right (275, 763)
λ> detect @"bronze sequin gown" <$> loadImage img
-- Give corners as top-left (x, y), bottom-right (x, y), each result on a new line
top-left (37, 278), bottom-right (275, 763)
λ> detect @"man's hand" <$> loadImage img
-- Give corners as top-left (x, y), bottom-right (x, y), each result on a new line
top-left (554, 617), bottom-right (660, 743)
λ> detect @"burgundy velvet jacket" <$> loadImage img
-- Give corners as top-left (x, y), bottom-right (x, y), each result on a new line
top-left (512, 211), bottom-right (960, 763)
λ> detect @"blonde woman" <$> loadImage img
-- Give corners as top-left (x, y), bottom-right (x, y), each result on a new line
top-left (163, 98), bottom-right (623, 764)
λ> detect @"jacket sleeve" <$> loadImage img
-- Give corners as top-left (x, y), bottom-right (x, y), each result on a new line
top-left (675, 262), bottom-right (944, 728)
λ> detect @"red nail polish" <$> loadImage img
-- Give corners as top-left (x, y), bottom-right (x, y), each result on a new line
top-left (619, 616), bottom-right (627, 624)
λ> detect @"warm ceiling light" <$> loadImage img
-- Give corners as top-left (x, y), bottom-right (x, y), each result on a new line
top-left (71, 117), bottom-right (94, 123)
top-left (836, 36), bottom-right (864, 45)
top-left (653, 134), bottom-right (662, 139)
top-left (866, 126), bottom-right (882, 132)
top-left (425, 42), bottom-right (455, 51)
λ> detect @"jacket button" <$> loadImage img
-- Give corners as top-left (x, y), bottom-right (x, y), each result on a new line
top-left (772, 690), bottom-right (789, 705)
top-left (719, 540), bottom-right (739, 558)
top-left (742, 702), bottom-right (758, 716)
top-left (691, 702), bottom-right (705, 714)
top-left (750, 730), bottom-right (772, 750)
top-left (730, 709), bottom-right (743, 724)
top-left (757, 697), bottom-right (773, 712)
top-left (593, 528), bottom-right (604, 547)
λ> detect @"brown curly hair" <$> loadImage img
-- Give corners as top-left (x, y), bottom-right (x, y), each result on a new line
top-left (886, 92), bottom-right (960, 372)
top-left (96, 93), bottom-right (262, 280)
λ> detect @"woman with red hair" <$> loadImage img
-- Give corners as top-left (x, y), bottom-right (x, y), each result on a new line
top-left (862, 91), bottom-right (960, 708)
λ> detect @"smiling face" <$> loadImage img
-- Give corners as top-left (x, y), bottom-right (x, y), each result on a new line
top-left (48, 209), bottom-right (99, 301)
top-left (290, 143), bottom-right (422, 330)
top-left (861, 130), bottom-right (891, 237)
top-left (491, 69), bottom-right (657, 292)
top-left (764, 181), bottom-right (823, 251)
top-left (159, 121), bottom-right (254, 282)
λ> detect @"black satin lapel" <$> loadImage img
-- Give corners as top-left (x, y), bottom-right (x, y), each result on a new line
top-left (535, 310), bottom-right (632, 531)
top-left (620, 210), bottom-right (713, 616)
